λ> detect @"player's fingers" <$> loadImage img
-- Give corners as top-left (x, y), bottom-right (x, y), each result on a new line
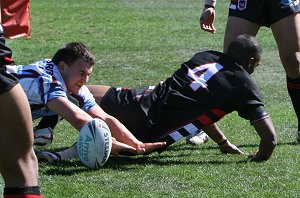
top-left (143, 142), bottom-right (167, 152)
top-left (201, 24), bottom-right (215, 33)
top-left (210, 24), bottom-right (216, 33)
top-left (111, 141), bottom-right (137, 155)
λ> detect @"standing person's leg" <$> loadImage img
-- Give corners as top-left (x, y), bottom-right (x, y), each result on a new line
top-left (0, 83), bottom-right (42, 197)
top-left (223, 16), bottom-right (260, 52)
top-left (271, 13), bottom-right (300, 142)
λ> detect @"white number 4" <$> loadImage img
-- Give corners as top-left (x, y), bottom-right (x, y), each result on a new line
top-left (187, 63), bottom-right (223, 91)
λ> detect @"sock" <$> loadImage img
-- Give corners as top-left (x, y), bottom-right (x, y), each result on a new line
top-left (287, 76), bottom-right (300, 131)
top-left (4, 186), bottom-right (42, 198)
top-left (36, 115), bottom-right (61, 129)
top-left (56, 143), bottom-right (78, 161)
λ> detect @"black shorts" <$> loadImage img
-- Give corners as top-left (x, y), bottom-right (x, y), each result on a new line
top-left (100, 87), bottom-right (155, 142)
top-left (100, 86), bottom-right (205, 145)
top-left (228, 0), bottom-right (300, 27)
top-left (0, 65), bottom-right (18, 95)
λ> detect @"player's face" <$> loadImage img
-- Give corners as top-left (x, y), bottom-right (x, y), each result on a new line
top-left (246, 58), bottom-right (260, 75)
top-left (60, 58), bottom-right (93, 94)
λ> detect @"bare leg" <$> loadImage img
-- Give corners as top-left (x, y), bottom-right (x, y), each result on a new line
top-left (87, 85), bottom-right (111, 105)
top-left (223, 16), bottom-right (260, 52)
top-left (271, 13), bottom-right (300, 78)
top-left (271, 13), bottom-right (300, 134)
top-left (0, 84), bottom-right (38, 187)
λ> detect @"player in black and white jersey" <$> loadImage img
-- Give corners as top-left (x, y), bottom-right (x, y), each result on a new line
top-left (200, 0), bottom-right (300, 143)
top-left (90, 34), bottom-right (276, 160)
top-left (38, 34), bottom-right (277, 162)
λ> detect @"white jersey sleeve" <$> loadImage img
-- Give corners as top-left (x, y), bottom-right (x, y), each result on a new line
top-left (68, 85), bottom-right (97, 112)
top-left (6, 59), bottom-right (68, 119)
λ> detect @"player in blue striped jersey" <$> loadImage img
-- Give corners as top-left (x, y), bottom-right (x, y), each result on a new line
top-left (6, 42), bottom-right (166, 156)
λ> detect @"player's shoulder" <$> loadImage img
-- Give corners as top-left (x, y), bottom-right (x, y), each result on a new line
top-left (78, 85), bottom-right (91, 95)
top-left (184, 50), bottom-right (224, 67)
top-left (25, 59), bottom-right (51, 67)
top-left (193, 50), bottom-right (222, 58)
top-left (68, 85), bottom-right (96, 109)
top-left (71, 85), bottom-right (94, 102)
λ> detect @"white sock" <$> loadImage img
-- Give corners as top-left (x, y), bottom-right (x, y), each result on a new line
top-left (56, 143), bottom-right (78, 161)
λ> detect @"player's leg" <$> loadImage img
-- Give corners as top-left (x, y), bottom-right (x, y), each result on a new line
top-left (271, 13), bottom-right (300, 142)
top-left (0, 83), bottom-right (42, 197)
top-left (185, 129), bottom-right (209, 145)
top-left (87, 85), bottom-right (111, 105)
top-left (33, 115), bottom-right (59, 149)
top-left (223, 16), bottom-right (260, 52)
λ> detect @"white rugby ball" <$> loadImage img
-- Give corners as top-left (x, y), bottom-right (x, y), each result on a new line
top-left (77, 118), bottom-right (112, 169)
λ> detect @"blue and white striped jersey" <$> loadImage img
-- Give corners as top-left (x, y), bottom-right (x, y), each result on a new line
top-left (6, 59), bottom-right (96, 119)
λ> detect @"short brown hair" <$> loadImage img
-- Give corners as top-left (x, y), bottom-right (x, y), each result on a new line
top-left (52, 42), bottom-right (95, 66)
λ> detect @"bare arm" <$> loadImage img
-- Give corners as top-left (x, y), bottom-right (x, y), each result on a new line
top-left (47, 97), bottom-right (92, 130)
top-left (47, 97), bottom-right (165, 155)
top-left (249, 117), bottom-right (277, 161)
top-left (88, 105), bottom-right (142, 146)
top-left (200, 0), bottom-right (217, 33)
top-left (88, 104), bottom-right (166, 155)
top-left (203, 123), bottom-right (243, 154)
top-left (47, 97), bottom-right (136, 154)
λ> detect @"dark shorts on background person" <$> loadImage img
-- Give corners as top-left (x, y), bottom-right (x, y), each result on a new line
top-left (0, 66), bottom-right (18, 94)
top-left (228, 0), bottom-right (300, 27)
top-left (100, 87), bottom-right (154, 141)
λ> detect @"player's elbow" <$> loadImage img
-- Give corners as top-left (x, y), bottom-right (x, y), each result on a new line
top-left (269, 130), bottom-right (277, 147)
top-left (263, 132), bottom-right (277, 149)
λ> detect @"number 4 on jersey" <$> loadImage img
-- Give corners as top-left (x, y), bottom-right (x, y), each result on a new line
top-left (187, 63), bottom-right (223, 91)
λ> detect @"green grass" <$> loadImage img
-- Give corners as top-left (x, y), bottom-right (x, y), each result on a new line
top-left (2, 0), bottom-right (300, 197)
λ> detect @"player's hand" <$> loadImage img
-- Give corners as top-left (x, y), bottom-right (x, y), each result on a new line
top-left (111, 137), bottom-right (137, 155)
top-left (248, 150), bottom-right (268, 162)
top-left (111, 138), bottom-right (167, 155)
top-left (136, 142), bottom-right (167, 155)
top-left (219, 140), bottom-right (243, 154)
top-left (200, 7), bottom-right (216, 33)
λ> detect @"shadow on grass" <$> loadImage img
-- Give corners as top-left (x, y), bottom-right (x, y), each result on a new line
top-left (170, 140), bottom-right (297, 151)
top-left (41, 151), bottom-right (249, 176)
top-left (42, 156), bottom-right (237, 176)
top-left (40, 140), bottom-right (297, 176)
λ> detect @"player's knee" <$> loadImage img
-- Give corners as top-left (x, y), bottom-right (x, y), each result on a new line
top-left (281, 52), bottom-right (300, 78)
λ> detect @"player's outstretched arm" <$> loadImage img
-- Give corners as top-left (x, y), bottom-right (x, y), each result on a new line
top-left (47, 97), bottom-right (166, 156)
top-left (200, 0), bottom-right (217, 33)
top-left (88, 104), bottom-right (166, 155)
top-left (110, 138), bottom-right (167, 156)
top-left (47, 96), bottom-right (93, 130)
top-left (249, 117), bottom-right (277, 161)
top-left (203, 123), bottom-right (243, 154)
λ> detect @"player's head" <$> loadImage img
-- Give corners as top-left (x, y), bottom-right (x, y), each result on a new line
top-left (52, 42), bottom-right (96, 94)
top-left (226, 34), bottom-right (262, 74)
top-left (52, 42), bottom-right (95, 66)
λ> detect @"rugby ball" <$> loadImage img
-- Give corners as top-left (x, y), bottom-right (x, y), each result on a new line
top-left (77, 118), bottom-right (112, 169)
